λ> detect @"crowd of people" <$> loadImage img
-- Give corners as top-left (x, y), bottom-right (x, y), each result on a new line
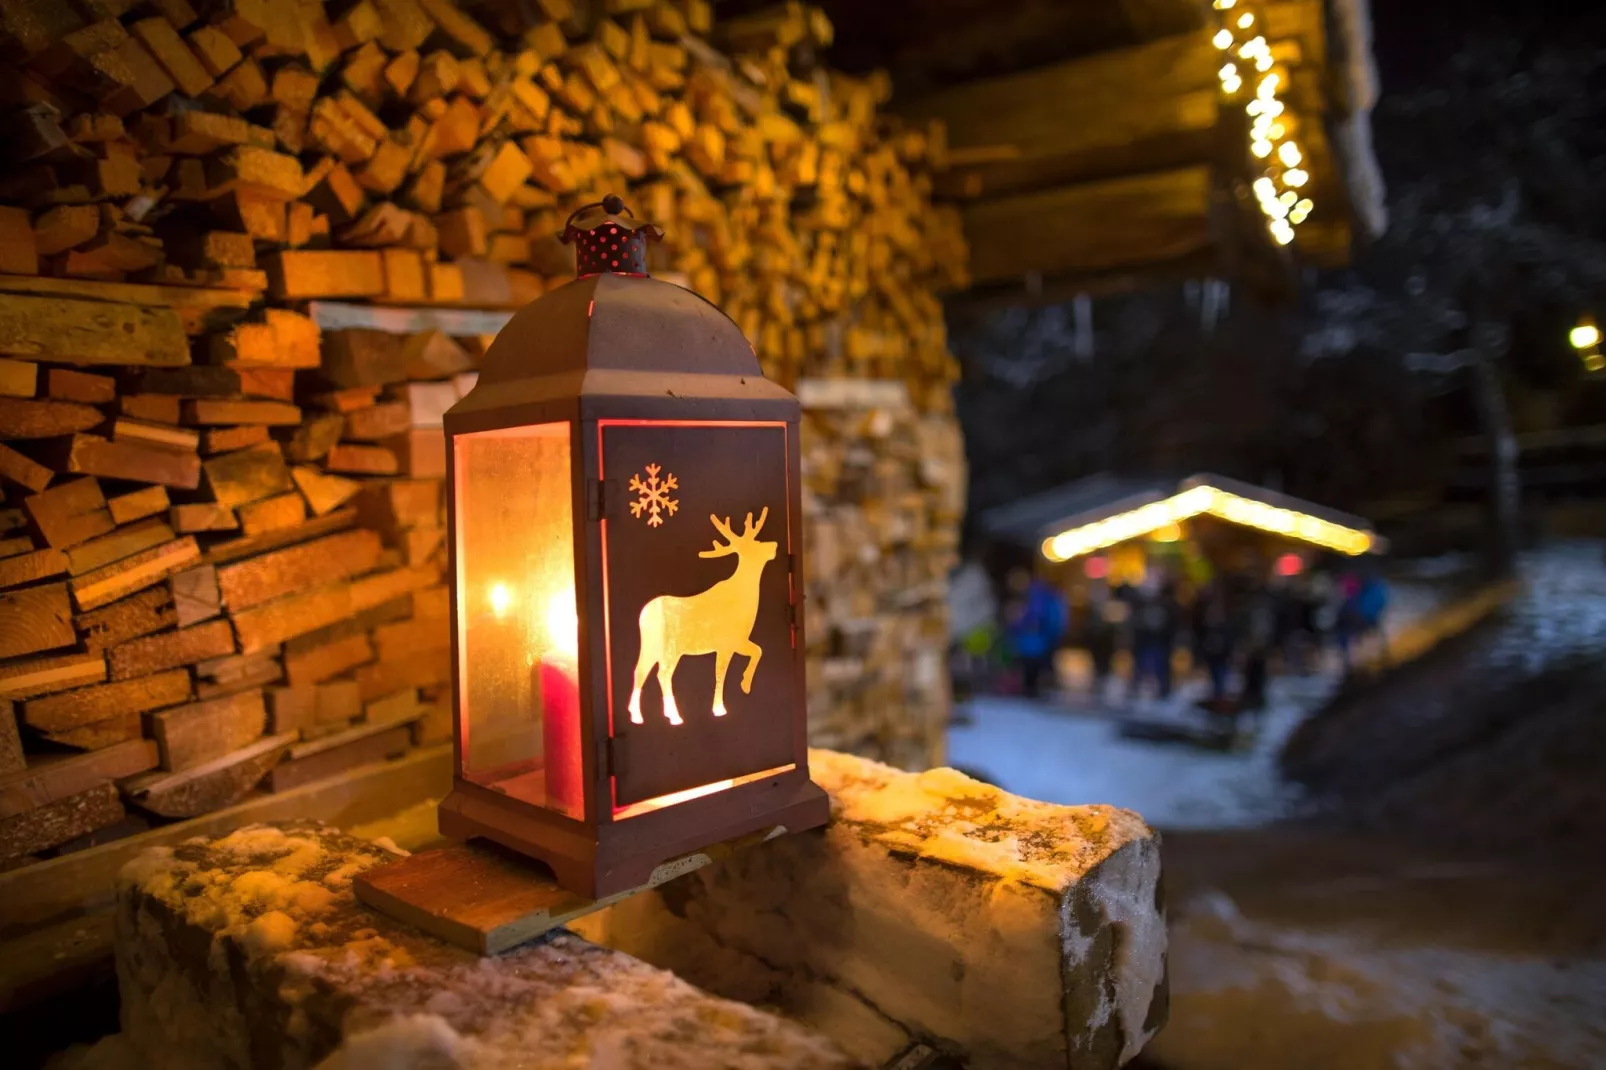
top-left (977, 559), bottom-right (1391, 715)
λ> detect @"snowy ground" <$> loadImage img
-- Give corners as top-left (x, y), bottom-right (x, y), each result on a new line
top-left (945, 584), bottom-right (1443, 829)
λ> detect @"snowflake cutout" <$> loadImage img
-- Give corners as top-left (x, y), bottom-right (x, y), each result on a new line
top-left (628, 463), bottom-right (679, 527)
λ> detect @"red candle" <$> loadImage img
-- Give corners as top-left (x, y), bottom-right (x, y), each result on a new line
top-left (537, 653), bottom-right (584, 818)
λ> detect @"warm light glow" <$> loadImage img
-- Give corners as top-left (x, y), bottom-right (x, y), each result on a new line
top-left (545, 590), bottom-right (579, 660)
top-left (1284, 168), bottom-right (1309, 188)
top-left (612, 763), bottom-right (796, 819)
top-left (1042, 484), bottom-right (1374, 563)
top-left (1571, 321), bottom-right (1602, 350)
top-left (1585, 352), bottom-right (1606, 372)
top-left (1237, 11), bottom-right (1254, 28)
top-left (1150, 521), bottom-right (1184, 543)
top-left (489, 582), bottom-right (514, 619)
top-left (1214, 28), bottom-right (1234, 48)
top-left (1279, 142), bottom-right (1303, 166)
top-left (1270, 219), bottom-right (1296, 245)
top-left (1252, 139), bottom-right (1274, 158)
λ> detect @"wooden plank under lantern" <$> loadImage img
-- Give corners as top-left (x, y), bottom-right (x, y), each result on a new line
top-left (435, 196), bottom-right (828, 898)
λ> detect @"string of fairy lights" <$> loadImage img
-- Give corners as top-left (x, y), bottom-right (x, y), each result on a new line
top-left (1211, 0), bottom-right (1313, 248)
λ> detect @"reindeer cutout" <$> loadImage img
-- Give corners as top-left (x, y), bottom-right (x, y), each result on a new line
top-left (628, 508), bottom-right (777, 726)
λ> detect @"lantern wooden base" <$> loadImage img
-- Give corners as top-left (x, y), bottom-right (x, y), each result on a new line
top-left (437, 768), bottom-right (829, 900)
top-left (352, 827), bottom-right (787, 956)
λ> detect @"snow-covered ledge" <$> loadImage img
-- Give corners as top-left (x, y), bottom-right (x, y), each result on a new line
top-left (114, 823), bottom-right (853, 1070)
top-left (111, 751), bottom-right (1164, 1069)
top-left (572, 750), bottom-right (1168, 1068)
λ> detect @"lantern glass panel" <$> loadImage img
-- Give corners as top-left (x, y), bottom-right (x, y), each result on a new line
top-left (454, 421), bottom-right (583, 819)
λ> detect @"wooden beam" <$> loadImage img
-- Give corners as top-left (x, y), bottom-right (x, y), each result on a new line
top-left (901, 32), bottom-right (1220, 200)
top-left (962, 166), bottom-right (1214, 284)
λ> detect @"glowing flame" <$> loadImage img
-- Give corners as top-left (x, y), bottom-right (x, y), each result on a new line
top-left (489, 582), bottom-right (514, 619)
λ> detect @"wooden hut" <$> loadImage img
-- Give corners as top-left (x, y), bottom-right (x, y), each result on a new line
top-left (821, 0), bottom-right (1387, 303)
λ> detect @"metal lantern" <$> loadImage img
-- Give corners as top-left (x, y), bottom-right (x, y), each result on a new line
top-left (439, 196), bottom-right (828, 898)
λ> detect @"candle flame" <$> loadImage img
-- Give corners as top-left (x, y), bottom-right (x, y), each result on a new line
top-left (489, 582), bottom-right (514, 619)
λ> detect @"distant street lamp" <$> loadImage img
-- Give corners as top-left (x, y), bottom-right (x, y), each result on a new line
top-left (1573, 315), bottom-right (1604, 373)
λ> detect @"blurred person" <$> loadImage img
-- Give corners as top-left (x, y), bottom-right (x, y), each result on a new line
top-left (1003, 568), bottom-right (1068, 699)
top-left (1085, 581), bottom-right (1121, 695)
top-left (1130, 576), bottom-right (1180, 701)
top-left (1238, 583), bottom-right (1277, 715)
top-left (1192, 582), bottom-right (1236, 702)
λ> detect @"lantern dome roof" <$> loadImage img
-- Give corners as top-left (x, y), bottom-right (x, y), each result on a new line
top-left (448, 272), bottom-right (797, 429)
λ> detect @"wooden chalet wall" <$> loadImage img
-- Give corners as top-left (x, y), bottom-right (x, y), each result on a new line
top-left (0, 0), bottom-right (966, 868)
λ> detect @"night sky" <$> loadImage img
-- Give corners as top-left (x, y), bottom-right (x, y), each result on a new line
top-left (1372, 0), bottom-right (1606, 90)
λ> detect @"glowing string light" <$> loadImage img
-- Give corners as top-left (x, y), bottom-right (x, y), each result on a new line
top-left (1040, 485), bottom-right (1375, 563)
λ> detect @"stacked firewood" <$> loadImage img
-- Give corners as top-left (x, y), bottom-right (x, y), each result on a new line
top-left (0, 0), bottom-right (965, 866)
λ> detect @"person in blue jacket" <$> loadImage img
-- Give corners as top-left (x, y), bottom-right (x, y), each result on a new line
top-left (1004, 568), bottom-right (1069, 699)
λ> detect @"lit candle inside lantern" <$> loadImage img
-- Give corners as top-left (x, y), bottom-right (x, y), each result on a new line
top-left (535, 591), bottom-right (584, 818)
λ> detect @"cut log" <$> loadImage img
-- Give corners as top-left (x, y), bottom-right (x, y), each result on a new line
top-left (230, 582), bottom-right (354, 654)
top-left (264, 250), bottom-right (386, 299)
top-left (204, 507), bottom-right (357, 566)
top-left (107, 486), bottom-right (171, 526)
top-left (182, 399), bottom-right (301, 425)
top-left (325, 443), bottom-right (397, 475)
top-left (0, 582), bottom-right (76, 659)
top-left (47, 433), bottom-right (202, 490)
top-left (65, 517), bottom-right (176, 576)
top-left (0, 357), bottom-right (39, 399)
top-left (0, 739), bottom-right (158, 819)
top-left (0, 295), bottom-right (189, 367)
top-left (108, 618), bottom-right (235, 681)
top-left (147, 688), bottom-right (265, 772)
top-left (47, 368), bottom-right (117, 404)
top-left (0, 397), bottom-right (103, 438)
top-left (75, 587), bottom-right (176, 653)
top-left (200, 440), bottom-right (293, 509)
top-left (291, 466), bottom-right (361, 516)
top-left (169, 565), bottom-right (220, 628)
top-left (236, 492), bottom-right (305, 537)
top-left (22, 669), bottom-right (191, 735)
top-left (0, 443), bottom-right (53, 493)
top-left (209, 309), bottom-right (320, 369)
top-left (24, 478), bottom-right (113, 549)
top-left (36, 709), bottom-right (144, 751)
top-left (170, 503), bottom-right (238, 533)
top-left (0, 547), bottom-right (69, 589)
top-left (0, 783), bottom-right (123, 861)
top-left (122, 731), bottom-right (294, 818)
top-left (0, 652), bottom-right (108, 702)
top-left (70, 535), bottom-right (201, 611)
top-left (285, 631), bottom-right (374, 687)
top-left (216, 528), bottom-right (382, 611)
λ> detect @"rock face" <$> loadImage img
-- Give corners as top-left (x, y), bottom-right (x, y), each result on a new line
top-left (115, 822), bottom-right (855, 1070)
top-left (571, 750), bottom-right (1168, 1069)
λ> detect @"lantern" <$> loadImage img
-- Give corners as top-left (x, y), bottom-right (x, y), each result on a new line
top-left (439, 196), bottom-right (828, 898)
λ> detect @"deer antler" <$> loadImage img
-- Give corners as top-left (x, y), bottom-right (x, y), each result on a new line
top-left (751, 506), bottom-right (769, 535)
top-left (700, 515), bottom-right (740, 558)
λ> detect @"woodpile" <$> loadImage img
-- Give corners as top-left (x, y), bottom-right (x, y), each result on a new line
top-left (0, 0), bottom-right (965, 867)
